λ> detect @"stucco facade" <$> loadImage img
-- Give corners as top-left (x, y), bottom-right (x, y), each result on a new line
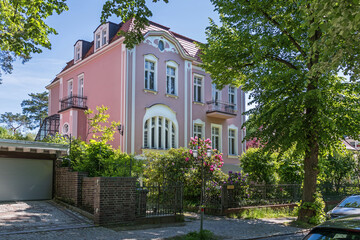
top-left (44, 20), bottom-right (246, 170)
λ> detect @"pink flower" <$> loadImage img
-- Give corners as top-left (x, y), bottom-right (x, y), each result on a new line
top-left (185, 157), bottom-right (189, 162)
top-left (189, 149), bottom-right (193, 154)
top-left (210, 168), bottom-right (214, 171)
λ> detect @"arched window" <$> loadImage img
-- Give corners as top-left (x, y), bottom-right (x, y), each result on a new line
top-left (143, 104), bottom-right (178, 149)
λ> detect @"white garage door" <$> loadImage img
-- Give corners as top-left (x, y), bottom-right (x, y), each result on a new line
top-left (0, 158), bottom-right (53, 201)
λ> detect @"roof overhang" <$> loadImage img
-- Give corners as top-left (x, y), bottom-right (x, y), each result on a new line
top-left (0, 139), bottom-right (68, 159)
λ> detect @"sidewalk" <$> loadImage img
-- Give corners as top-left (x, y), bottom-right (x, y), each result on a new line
top-left (3, 212), bottom-right (308, 240)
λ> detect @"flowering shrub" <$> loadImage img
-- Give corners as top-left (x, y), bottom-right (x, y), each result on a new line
top-left (223, 171), bottom-right (250, 199)
top-left (143, 137), bottom-right (227, 205)
top-left (188, 136), bottom-right (224, 172)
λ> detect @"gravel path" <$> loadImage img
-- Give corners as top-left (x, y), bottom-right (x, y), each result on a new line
top-left (3, 212), bottom-right (308, 240)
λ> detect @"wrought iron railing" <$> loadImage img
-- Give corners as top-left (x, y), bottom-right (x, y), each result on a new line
top-left (206, 100), bottom-right (237, 115)
top-left (135, 182), bottom-right (183, 218)
top-left (35, 114), bottom-right (60, 141)
top-left (60, 95), bottom-right (87, 111)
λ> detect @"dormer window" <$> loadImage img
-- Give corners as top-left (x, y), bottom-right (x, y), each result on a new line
top-left (96, 33), bottom-right (101, 49)
top-left (102, 29), bottom-right (107, 45)
top-left (75, 46), bottom-right (81, 61)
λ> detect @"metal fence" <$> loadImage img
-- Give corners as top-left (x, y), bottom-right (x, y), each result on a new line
top-left (203, 183), bottom-right (360, 212)
top-left (135, 182), bottom-right (183, 218)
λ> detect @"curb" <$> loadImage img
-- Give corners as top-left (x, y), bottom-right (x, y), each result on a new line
top-left (239, 229), bottom-right (310, 240)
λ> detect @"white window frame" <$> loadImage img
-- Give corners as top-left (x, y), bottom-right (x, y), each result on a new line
top-left (102, 29), bottom-right (107, 46)
top-left (62, 122), bottom-right (70, 135)
top-left (76, 46), bottom-right (81, 61)
top-left (144, 54), bottom-right (158, 91)
top-left (228, 125), bottom-right (238, 156)
top-left (166, 61), bottom-right (178, 96)
top-left (212, 83), bottom-right (221, 103)
top-left (78, 74), bottom-right (84, 97)
top-left (193, 119), bottom-right (205, 139)
top-left (228, 86), bottom-right (237, 110)
top-left (142, 104), bottom-right (178, 149)
top-left (67, 79), bottom-right (73, 97)
top-left (211, 123), bottom-right (222, 152)
top-left (95, 33), bottom-right (101, 49)
top-left (193, 74), bottom-right (204, 103)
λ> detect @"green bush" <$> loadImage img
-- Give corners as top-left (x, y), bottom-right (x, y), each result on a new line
top-left (239, 148), bottom-right (278, 184)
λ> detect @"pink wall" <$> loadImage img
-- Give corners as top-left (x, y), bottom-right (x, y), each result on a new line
top-left (49, 83), bottom-right (60, 115)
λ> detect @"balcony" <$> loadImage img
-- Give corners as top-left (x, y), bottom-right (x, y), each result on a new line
top-left (206, 100), bottom-right (237, 119)
top-left (59, 95), bottom-right (87, 112)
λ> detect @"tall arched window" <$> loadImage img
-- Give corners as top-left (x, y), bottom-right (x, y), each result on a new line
top-left (143, 104), bottom-right (178, 149)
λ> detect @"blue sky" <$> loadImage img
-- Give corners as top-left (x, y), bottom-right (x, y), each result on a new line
top-left (0, 0), bottom-right (223, 115)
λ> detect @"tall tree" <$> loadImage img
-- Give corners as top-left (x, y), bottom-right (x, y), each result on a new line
top-left (0, 112), bottom-right (29, 134)
top-left (0, 0), bottom-right (68, 83)
top-left (21, 91), bottom-right (48, 129)
top-left (198, 0), bottom-right (360, 223)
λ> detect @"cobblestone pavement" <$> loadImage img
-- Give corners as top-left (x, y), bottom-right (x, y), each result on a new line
top-left (0, 201), bottom-right (92, 236)
top-left (2, 208), bottom-right (308, 240)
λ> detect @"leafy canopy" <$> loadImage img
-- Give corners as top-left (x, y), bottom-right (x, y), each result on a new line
top-left (0, 112), bottom-right (29, 134)
top-left (199, 0), bottom-right (360, 155)
top-left (0, 0), bottom-right (68, 82)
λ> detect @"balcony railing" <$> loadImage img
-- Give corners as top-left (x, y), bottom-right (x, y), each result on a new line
top-left (206, 100), bottom-right (237, 119)
top-left (60, 95), bottom-right (87, 111)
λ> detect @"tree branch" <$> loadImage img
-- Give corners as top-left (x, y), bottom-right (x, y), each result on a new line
top-left (266, 54), bottom-right (298, 70)
top-left (258, 9), bottom-right (307, 59)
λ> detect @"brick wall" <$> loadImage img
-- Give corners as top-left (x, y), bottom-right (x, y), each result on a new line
top-left (82, 177), bottom-right (95, 213)
top-left (55, 166), bottom-right (88, 206)
top-left (93, 177), bottom-right (136, 225)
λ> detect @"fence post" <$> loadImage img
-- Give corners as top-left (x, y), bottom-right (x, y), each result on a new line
top-left (221, 185), bottom-right (228, 214)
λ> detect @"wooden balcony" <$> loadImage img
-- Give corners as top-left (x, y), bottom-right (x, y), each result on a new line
top-left (206, 100), bottom-right (237, 119)
top-left (59, 95), bottom-right (87, 112)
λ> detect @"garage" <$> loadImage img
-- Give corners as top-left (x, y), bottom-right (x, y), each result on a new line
top-left (0, 139), bottom-right (67, 201)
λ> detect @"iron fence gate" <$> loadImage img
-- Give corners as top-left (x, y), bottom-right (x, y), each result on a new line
top-left (135, 182), bottom-right (183, 218)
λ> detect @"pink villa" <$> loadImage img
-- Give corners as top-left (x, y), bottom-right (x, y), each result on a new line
top-left (37, 19), bottom-right (246, 171)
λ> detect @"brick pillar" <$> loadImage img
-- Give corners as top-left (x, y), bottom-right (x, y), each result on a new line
top-left (94, 177), bottom-right (137, 225)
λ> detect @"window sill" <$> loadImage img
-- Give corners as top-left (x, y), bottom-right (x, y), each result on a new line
top-left (144, 89), bottom-right (158, 95)
top-left (228, 154), bottom-right (239, 159)
top-left (193, 101), bottom-right (204, 106)
top-left (166, 94), bottom-right (178, 99)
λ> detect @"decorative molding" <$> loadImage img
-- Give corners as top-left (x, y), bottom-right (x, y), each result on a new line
top-left (144, 89), bottom-right (158, 95)
top-left (144, 36), bottom-right (179, 54)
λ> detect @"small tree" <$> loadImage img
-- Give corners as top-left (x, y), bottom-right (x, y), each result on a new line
top-left (0, 112), bottom-right (29, 134)
top-left (85, 106), bottom-right (120, 144)
top-left (21, 91), bottom-right (48, 129)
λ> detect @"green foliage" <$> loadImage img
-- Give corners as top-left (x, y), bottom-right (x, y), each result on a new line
top-left (278, 147), bottom-right (304, 184)
top-left (0, 112), bottom-right (30, 134)
top-left (239, 148), bottom-right (278, 184)
top-left (0, 1), bottom-right (68, 82)
top-left (168, 230), bottom-right (217, 240)
top-left (42, 133), bottom-right (69, 145)
top-left (68, 140), bottom-right (142, 177)
top-left (230, 207), bottom-right (297, 220)
top-left (0, 126), bottom-right (34, 141)
top-left (319, 150), bottom-right (358, 188)
top-left (101, 0), bottom-right (169, 49)
top-left (143, 138), bottom-right (227, 205)
top-left (85, 106), bottom-right (120, 144)
top-left (298, 192), bottom-right (326, 225)
top-left (21, 91), bottom-right (48, 129)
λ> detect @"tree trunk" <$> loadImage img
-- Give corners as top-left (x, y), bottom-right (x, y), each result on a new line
top-left (298, 133), bottom-right (319, 222)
